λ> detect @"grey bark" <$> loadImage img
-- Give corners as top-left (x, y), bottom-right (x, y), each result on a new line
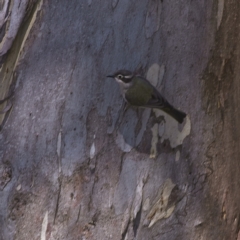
top-left (0, 0), bottom-right (33, 56)
top-left (0, 0), bottom-right (239, 239)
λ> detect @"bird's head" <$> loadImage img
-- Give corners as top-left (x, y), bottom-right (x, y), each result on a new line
top-left (107, 70), bottom-right (134, 83)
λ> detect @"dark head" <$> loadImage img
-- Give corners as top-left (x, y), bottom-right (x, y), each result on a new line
top-left (107, 69), bottom-right (134, 83)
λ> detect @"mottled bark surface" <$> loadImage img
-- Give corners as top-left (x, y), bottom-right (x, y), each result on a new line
top-left (0, 0), bottom-right (239, 239)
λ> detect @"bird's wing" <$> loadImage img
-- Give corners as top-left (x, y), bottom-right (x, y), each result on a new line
top-left (146, 90), bottom-right (170, 108)
top-left (135, 76), bottom-right (171, 109)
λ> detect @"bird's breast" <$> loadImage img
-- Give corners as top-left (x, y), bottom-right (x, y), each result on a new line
top-left (125, 84), bottom-right (152, 106)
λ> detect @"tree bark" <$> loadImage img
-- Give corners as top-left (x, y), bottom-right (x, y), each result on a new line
top-left (0, 0), bottom-right (239, 239)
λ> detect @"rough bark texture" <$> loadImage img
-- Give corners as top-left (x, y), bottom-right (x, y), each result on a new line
top-left (0, 0), bottom-right (239, 239)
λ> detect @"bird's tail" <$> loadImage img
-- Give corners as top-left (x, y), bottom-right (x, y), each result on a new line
top-left (161, 105), bottom-right (186, 124)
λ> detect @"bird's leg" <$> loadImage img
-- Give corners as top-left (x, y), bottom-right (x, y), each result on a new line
top-left (115, 100), bottom-right (129, 132)
top-left (121, 101), bottom-right (129, 116)
top-left (118, 99), bottom-right (128, 118)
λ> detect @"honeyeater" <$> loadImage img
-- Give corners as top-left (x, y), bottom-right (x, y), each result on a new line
top-left (107, 69), bottom-right (186, 123)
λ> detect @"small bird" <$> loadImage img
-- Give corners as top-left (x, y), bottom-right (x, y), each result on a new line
top-left (107, 69), bottom-right (186, 123)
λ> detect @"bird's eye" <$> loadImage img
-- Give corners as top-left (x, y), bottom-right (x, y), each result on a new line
top-left (117, 74), bottom-right (123, 79)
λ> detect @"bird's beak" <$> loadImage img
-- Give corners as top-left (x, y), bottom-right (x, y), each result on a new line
top-left (107, 75), bottom-right (114, 78)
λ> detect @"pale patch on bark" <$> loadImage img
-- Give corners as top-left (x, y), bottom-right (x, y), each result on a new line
top-left (0, 0), bottom-right (28, 56)
top-left (150, 123), bottom-right (159, 159)
top-left (0, 0), bottom-right (43, 126)
top-left (146, 63), bottom-right (165, 88)
top-left (41, 211), bottom-right (48, 240)
top-left (144, 178), bottom-right (176, 227)
top-left (90, 142), bottom-right (96, 159)
top-left (217, 0), bottom-right (224, 29)
top-left (131, 170), bottom-right (148, 219)
top-left (175, 150), bottom-right (180, 162)
top-left (0, 0), bottom-right (10, 30)
top-left (154, 111), bottom-right (191, 148)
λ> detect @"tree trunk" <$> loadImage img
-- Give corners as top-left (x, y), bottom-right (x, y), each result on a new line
top-left (0, 0), bottom-right (240, 239)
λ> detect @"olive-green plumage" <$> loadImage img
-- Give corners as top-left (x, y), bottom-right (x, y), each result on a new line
top-left (107, 70), bottom-right (186, 123)
top-left (125, 76), bottom-right (153, 106)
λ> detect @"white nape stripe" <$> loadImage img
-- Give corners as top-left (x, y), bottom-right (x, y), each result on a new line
top-left (124, 75), bottom-right (133, 79)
